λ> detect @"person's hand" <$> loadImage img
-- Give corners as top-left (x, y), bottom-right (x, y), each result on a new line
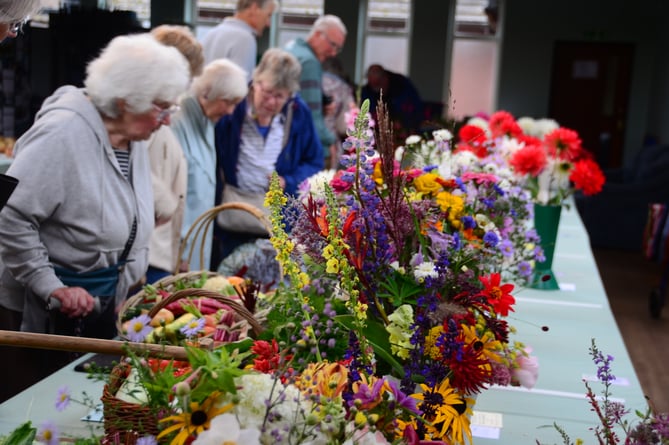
top-left (50, 287), bottom-right (95, 318)
top-left (155, 214), bottom-right (171, 226)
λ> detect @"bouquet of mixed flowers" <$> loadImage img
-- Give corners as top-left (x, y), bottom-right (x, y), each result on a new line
top-left (4, 103), bottom-right (544, 445)
top-left (451, 111), bottom-right (606, 206)
top-left (258, 100), bottom-right (540, 444)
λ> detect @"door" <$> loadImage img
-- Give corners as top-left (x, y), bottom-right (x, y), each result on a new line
top-left (548, 42), bottom-right (634, 169)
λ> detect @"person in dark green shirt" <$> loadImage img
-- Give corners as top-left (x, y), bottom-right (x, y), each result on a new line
top-left (284, 15), bottom-right (347, 169)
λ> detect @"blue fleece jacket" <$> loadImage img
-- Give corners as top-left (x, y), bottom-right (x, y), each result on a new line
top-left (215, 95), bottom-right (324, 201)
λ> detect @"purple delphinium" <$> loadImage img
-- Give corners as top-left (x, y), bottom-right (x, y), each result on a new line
top-left (126, 314), bottom-right (152, 342)
top-left (54, 385), bottom-right (71, 411)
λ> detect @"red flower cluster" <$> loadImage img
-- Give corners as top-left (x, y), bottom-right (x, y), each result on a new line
top-left (570, 158), bottom-right (606, 196)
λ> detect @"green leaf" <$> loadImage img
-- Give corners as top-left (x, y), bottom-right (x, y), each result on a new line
top-left (334, 315), bottom-right (404, 376)
top-left (1, 421), bottom-right (36, 445)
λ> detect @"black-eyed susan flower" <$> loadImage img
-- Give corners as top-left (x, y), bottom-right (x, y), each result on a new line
top-left (157, 392), bottom-right (232, 445)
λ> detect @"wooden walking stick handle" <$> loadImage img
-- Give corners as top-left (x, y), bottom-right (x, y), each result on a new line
top-left (0, 330), bottom-right (189, 361)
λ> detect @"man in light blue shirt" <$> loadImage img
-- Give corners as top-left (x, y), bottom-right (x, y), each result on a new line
top-left (201, 0), bottom-right (277, 82)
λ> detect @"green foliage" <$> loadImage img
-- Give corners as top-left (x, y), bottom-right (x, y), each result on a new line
top-left (0, 421), bottom-right (36, 445)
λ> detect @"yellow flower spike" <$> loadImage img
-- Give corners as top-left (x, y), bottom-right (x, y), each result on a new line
top-left (326, 258), bottom-right (340, 274)
top-left (322, 244), bottom-right (334, 259)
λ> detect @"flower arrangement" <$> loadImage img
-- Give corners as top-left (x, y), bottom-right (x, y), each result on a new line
top-left (260, 100), bottom-right (540, 444)
top-left (540, 339), bottom-right (669, 445)
top-left (3, 102), bottom-right (545, 445)
top-left (452, 111), bottom-right (606, 206)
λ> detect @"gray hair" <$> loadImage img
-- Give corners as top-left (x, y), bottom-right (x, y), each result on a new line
top-left (252, 48), bottom-right (301, 93)
top-left (236, 0), bottom-right (277, 12)
top-left (191, 59), bottom-right (248, 101)
top-left (0, 0), bottom-right (41, 23)
top-left (307, 14), bottom-right (347, 39)
top-left (85, 33), bottom-right (190, 118)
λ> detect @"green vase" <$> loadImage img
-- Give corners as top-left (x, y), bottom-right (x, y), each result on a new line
top-left (530, 204), bottom-right (562, 290)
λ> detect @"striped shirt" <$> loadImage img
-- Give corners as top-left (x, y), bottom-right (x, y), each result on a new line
top-left (113, 148), bottom-right (130, 180)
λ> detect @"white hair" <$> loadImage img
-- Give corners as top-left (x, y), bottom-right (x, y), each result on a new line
top-left (307, 14), bottom-right (347, 39)
top-left (0, 0), bottom-right (41, 23)
top-left (85, 33), bottom-right (190, 118)
top-left (191, 59), bottom-right (248, 101)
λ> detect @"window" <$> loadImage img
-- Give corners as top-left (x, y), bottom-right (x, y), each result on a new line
top-left (448, 0), bottom-right (501, 120)
top-left (108, 0), bottom-right (151, 27)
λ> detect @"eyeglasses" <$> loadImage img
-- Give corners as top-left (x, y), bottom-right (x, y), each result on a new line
top-left (255, 83), bottom-right (290, 104)
top-left (8, 17), bottom-right (29, 35)
top-left (153, 103), bottom-right (180, 122)
top-left (319, 30), bottom-right (342, 53)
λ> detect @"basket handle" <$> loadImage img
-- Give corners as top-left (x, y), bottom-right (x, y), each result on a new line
top-left (148, 288), bottom-right (263, 336)
top-left (177, 202), bottom-right (272, 274)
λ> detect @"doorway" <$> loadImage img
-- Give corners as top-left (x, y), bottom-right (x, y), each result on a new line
top-left (548, 42), bottom-right (634, 169)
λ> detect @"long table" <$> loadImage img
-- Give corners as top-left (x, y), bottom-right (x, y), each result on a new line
top-left (0, 202), bottom-right (647, 443)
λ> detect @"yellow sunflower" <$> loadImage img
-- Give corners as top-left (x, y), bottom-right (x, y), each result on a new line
top-left (157, 392), bottom-right (232, 445)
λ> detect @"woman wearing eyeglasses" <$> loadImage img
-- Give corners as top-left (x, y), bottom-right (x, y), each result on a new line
top-left (0, 34), bottom-right (190, 393)
top-left (0, 0), bottom-right (40, 41)
top-left (213, 48), bottom-right (324, 272)
top-left (170, 59), bottom-right (248, 272)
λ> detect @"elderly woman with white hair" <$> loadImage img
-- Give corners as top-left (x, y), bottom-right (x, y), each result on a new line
top-left (171, 59), bottom-right (248, 271)
top-left (0, 33), bottom-right (190, 380)
top-left (0, 0), bottom-right (41, 41)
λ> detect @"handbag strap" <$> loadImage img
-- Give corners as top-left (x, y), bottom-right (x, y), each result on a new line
top-left (119, 216), bottom-right (137, 264)
top-left (282, 100), bottom-right (294, 147)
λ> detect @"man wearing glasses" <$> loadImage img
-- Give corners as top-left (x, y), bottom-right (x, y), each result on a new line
top-left (285, 15), bottom-right (347, 170)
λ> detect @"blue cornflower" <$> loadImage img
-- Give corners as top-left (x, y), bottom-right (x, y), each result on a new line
top-left (493, 183), bottom-right (505, 196)
top-left (461, 215), bottom-right (476, 229)
top-left (483, 231), bottom-right (500, 247)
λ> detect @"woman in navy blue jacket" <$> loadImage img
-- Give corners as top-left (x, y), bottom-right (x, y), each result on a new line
top-left (213, 48), bottom-right (323, 266)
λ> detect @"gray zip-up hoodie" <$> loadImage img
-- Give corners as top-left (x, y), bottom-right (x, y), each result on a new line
top-left (0, 86), bottom-right (153, 330)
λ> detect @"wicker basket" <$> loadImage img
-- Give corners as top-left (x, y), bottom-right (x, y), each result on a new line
top-left (177, 202), bottom-right (272, 275)
top-left (101, 363), bottom-right (160, 441)
top-left (147, 287), bottom-right (263, 337)
top-left (117, 270), bottom-right (222, 334)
